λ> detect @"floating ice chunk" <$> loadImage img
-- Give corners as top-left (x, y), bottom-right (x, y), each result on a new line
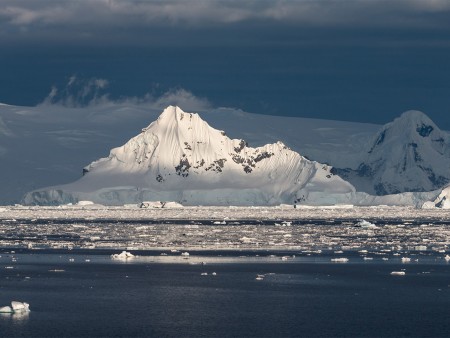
top-left (139, 201), bottom-right (183, 209)
top-left (11, 301), bottom-right (30, 312)
top-left (331, 258), bottom-right (349, 263)
top-left (355, 220), bottom-right (378, 228)
top-left (281, 256), bottom-right (289, 261)
top-left (390, 271), bottom-right (406, 276)
top-left (256, 274), bottom-right (265, 280)
top-left (0, 207), bottom-right (7, 213)
top-left (401, 257), bottom-right (411, 263)
top-left (0, 306), bottom-right (13, 313)
top-left (239, 236), bottom-right (256, 244)
top-left (212, 272), bottom-right (217, 276)
top-left (162, 201), bottom-right (183, 208)
top-left (363, 257), bottom-right (373, 261)
top-left (111, 251), bottom-right (135, 260)
top-left (77, 200), bottom-right (95, 206)
top-left (201, 272), bottom-right (208, 276)
top-left (444, 255), bottom-right (450, 262)
top-left (140, 201), bottom-right (164, 208)
top-left (181, 252), bottom-right (190, 257)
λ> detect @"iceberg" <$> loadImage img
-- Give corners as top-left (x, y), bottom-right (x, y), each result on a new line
top-left (390, 271), bottom-right (406, 276)
top-left (0, 306), bottom-right (13, 313)
top-left (331, 258), bottom-right (349, 263)
top-left (0, 301), bottom-right (30, 314)
top-left (111, 251), bottom-right (135, 260)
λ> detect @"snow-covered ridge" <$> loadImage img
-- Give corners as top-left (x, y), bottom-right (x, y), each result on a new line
top-left (23, 106), bottom-right (355, 206)
top-left (333, 110), bottom-right (450, 195)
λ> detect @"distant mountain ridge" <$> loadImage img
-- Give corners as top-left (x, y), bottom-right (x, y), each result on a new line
top-left (23, 106), bottom-right (355, 205)
top-left (332, 110), bottom-right (450, 195)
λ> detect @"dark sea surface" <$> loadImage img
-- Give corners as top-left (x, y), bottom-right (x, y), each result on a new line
top-left (1, 250), bottom-right (450, 337)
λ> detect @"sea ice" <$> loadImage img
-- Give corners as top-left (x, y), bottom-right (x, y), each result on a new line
top-left (390, 271), bottom-right (406, 276)
top-left (355, 220), bottom-right (378, 228)
top-left (77, 201), bottom-right (95, 206)
top-left (111, 251), bottom-right (135, 260)
top-left (331, 258), bottom-right (349, 263)
top-left (0, 306), bottom-right (13, 313)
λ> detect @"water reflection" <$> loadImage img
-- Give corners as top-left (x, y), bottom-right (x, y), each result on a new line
top-left (0, 310), bottom-right (30, 322)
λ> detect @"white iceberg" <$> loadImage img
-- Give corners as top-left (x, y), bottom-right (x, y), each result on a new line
top-left (0, 306), bottom-right (13, 313)
top-left (390, 271), bottom-right (406, 276)
top-left (0, 301), bottom-right (30, 314)
top-left (331, 258), bottom-right (349, 263)
top-left (11, 301), bottom-right (30, 312)
top-left (355, 220), bottom-right (378, 228)
top-left (111, 251), bottom-right (135, 260)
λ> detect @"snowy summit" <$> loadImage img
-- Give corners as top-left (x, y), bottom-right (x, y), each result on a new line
top-left (334, 110), bottom-right (450, 195)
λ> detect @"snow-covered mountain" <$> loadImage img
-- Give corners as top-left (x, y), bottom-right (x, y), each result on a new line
top-left (23, 106), bottom-right (356, 206)
top-left (3, 100), bottom-right (450, 206)
top-left (332, 111), bottom-right (450, 195)
top-left (0, 102), bottom-right (377, 204)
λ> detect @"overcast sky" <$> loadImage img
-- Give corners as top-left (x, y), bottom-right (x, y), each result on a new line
top-left (2, 0), bottom-right (450, 127)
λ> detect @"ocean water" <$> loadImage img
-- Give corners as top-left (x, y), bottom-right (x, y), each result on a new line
top-left (1, 251), bottom-right (450, 337)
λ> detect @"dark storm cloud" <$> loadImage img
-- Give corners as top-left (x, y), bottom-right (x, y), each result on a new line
top-left (1, 0), bottom-right (450, 45)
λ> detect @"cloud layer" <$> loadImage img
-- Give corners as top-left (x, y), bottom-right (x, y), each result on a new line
top-left (2, 0), bottom-right (450, 45)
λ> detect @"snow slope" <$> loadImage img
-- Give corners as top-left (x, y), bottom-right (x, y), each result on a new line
top-left (23, 106), bottom-right (356, 206)
top-left (333, 111), bottom-right (450, 195)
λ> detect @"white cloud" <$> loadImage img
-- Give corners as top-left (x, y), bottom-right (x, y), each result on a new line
top-left (151, 88), bottom-right (211, 111)
top-left (39, 76), bottom-right (211, 112)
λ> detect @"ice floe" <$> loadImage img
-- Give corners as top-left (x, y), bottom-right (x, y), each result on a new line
top-left (111, 251), bottom-right (135, 260)
top-left (0, 301), bottom-right (30, 313)
top-left (331, 258), bottom-right (349, 263)
top-left (390, 271), bottom-right (406, 276)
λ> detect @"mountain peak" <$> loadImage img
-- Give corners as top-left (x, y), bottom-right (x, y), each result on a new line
top-left (391, 110), bottom-right (437, 137)
top-left (334, 110), bottom-right (450, 195)
top-left (23, 106), bottom-right (354, 205)
top-left (158, 105), bottom-right (184, 120)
